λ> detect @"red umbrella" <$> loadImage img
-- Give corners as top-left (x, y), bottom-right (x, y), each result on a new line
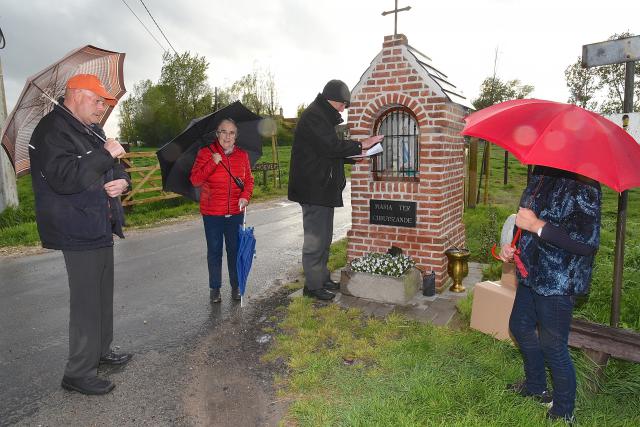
top-left (1, 45), bottom-right (126, 177)
top-left (462, 98), bottom-right (640, 192)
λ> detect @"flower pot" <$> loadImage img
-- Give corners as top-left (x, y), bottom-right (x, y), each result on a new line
top-left (445, 248), bottom-right (470, 293)
top-left (340, 266), bottom-right (422, 305)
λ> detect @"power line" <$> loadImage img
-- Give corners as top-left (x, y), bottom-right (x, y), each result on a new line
top-left (120, 0), bottom-right (167, 53)
top-left (138, 0), bottom-right (179, 56)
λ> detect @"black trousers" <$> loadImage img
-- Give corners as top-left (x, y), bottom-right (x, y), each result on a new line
top-left (62, 246), bottom-right (114, 379)
top-left (301, 204), bottom-right (334, 290)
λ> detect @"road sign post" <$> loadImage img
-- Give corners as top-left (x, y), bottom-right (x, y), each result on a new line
top-left (583, 35), bottom-right (639, 328)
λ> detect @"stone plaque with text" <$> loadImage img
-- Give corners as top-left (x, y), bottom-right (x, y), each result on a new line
top-left (369, 199), bottom-right (416, 228)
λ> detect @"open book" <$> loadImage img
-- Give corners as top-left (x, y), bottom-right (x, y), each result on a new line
top-left (348, 143), bottom-right (383, 158)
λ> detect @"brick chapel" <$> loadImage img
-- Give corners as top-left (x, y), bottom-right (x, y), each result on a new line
top-left (346, 33), bottom-right (474, 292)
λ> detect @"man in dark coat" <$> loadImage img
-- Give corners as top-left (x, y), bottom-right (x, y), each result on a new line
top-left (29, 74), bottom-right (132, 395)
top-left (288, 79), bottom-right (383, 300)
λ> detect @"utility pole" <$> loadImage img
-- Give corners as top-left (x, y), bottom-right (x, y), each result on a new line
top-left (582, 35), bottom-right (640, 327)
top-left (0, 53), bottom-right (19, 213)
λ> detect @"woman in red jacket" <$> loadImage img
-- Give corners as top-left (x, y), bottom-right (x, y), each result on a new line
top-left (190, 119), bottom-right (255, 302)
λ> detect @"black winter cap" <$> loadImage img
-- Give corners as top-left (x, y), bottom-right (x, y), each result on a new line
top-left (322, 79), bottom-right (351, 107)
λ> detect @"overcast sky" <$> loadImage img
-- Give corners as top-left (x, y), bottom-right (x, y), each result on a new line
top-left (1, 0), bottom-right (638, 137)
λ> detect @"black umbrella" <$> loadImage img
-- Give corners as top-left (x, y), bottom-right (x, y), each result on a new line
top-left (156, 101), bottom-right (263, 201)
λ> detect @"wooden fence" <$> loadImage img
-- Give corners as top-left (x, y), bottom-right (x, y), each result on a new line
top-left (120, 151), bottom-right (181, 207)
top-left (120, 151), bottom-right (280, 207)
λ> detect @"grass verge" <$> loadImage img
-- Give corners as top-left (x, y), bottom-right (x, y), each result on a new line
top-left (266, 243), bottom-right (640, 426)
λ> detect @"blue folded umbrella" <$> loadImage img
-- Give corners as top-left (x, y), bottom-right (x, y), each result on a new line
top-left (236, 209), bottom-right (256, 307)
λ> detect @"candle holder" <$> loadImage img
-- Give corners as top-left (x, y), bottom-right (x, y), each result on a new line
top-left (445, 248), bottom-right (470, 293)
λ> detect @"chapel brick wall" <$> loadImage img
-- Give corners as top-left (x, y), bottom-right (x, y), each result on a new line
top-left (346, 34), bottom-right (466, 291)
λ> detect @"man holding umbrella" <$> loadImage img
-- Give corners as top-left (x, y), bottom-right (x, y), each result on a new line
top-left (289, 80), bottom-right (383, 300)
top-left (29, 74), bottom-right (132, 395)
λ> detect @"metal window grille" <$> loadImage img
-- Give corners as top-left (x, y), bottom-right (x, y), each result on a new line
top-left (373, 107), bottom-right (419, 180)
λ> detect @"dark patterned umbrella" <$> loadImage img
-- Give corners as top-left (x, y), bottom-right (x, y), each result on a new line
top-left (0, 45), bottom-right (126, 176)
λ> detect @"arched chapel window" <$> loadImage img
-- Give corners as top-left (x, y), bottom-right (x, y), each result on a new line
top-left (373, 107), bottom-right (419, 181)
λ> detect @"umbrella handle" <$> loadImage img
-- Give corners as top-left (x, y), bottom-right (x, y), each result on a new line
top-left (491, 244), bottom-right (502, 261)
top-left (491, 227), bottom-right (524, 261)
top-left (243, 206), bottom-right (247, 231)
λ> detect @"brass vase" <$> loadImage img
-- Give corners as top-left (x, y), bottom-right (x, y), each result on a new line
top-left (445, 248), bottom-right (470, 293)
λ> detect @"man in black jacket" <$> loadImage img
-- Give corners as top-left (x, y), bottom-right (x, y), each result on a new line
top-left (29, 74), bottom-right (132, 395)
top-left (289, 80), bottom-right (383, 300)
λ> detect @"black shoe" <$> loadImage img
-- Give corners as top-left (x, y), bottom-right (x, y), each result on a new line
top-left (100, 350), bottom-right (132, 366)
top-left (546, 411), bottom-right (576, 425)
top-left (231, 287), bottom-right (241, 301)
top-left (507, 380), bottom-right (553, 406)
top-left (303, 287), bottom-right (335, 300)
top-left (210, 288), bottom-right (221, 303)
top-left (61, 376), bottom-right (115, 395)
top-left (323, 279), bottom-right (340, 291)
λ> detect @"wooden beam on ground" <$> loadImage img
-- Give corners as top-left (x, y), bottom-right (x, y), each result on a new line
top-left (569, 318), bottom-right (640, 363)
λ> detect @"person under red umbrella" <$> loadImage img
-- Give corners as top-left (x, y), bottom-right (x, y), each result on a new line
top-left (498, 166), bottom-right (601, 423)
top-left (190, 118), bottom-right (255, 303)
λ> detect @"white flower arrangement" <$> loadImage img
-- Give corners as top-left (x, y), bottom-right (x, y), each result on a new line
top-left (350, 252), bottom-right (416, 277)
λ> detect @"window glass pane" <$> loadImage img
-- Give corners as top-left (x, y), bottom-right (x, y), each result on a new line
top-left (374, 108), bottom-right (419, 179)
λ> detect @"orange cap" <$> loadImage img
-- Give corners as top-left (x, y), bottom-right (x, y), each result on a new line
top-left (66, 74), bottom-right (117, 106)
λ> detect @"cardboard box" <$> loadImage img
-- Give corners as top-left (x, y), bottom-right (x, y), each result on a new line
top-left (470, 281), bottom-right (516, 341)
top-left (500, 262), bottom-right (517, 289)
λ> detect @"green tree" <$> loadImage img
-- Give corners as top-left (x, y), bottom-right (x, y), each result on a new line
top-left (228, 68), bottom-right (280, 116)
top-left (118, 79), bottom-right (152, 144)
top-left (118, 52), bottom-right (214, 146)
top-left (296, 103), bottom-right (307, 118)
top-left (118, 97), bottom-right (137, 144)
top-left (472, 77), bottom-right (534, 110)
top-left (230, 72), bottom-right (261, 114)
top-left (159, 51), bottom-right (213, 124)
top-left (564, 56), bottom-right (600, 110)
top-left (596, 32), bottom-right (640, 114)
top-left (213, 86), bottom-right (232, 111)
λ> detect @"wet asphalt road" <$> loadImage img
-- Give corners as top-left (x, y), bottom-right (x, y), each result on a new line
top-left (0, 188), bottom-right (351, 425)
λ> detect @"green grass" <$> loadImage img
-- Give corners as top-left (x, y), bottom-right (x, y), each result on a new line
top-left (267, 295), bottom-right (640, 426)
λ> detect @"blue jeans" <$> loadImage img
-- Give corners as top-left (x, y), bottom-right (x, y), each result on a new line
top-left (202, 214), bottom-right (243, 290)
top-left (509, 285), bottom-right (576, 418)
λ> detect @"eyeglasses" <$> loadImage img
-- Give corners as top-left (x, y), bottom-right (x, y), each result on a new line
top-left (216, 130), bottom-right (237, 138)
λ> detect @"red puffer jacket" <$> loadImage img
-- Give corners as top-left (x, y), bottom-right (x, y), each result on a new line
top-left (190, 141), bottom-right (255, 216)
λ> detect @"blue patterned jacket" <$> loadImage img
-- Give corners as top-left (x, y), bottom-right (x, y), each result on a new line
top-left (517, 167), bottom-right (601, 296)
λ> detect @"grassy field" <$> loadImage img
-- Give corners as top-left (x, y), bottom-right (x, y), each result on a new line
top-left (267, 298), bottom-right (640, 426)
top-left (265, 239), bottom-right (640, 427)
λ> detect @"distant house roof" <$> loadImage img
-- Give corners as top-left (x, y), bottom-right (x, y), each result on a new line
top-left (352, 37), bottom-right (475, 111)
